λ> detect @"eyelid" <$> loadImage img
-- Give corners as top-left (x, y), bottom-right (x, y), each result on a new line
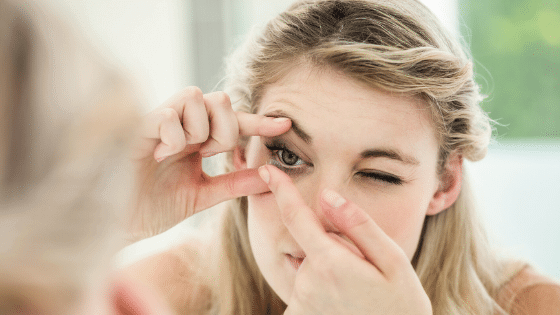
top-left (263, 138), bottom-right (405, 185)
top-left (357, 170), bottom-right (404, 185)
top-left (264, 138), bottom-right (309, 161)
top-left (264, 139), bottom-right (311, 175)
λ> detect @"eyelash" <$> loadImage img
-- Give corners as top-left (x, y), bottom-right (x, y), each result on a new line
top-left (357, 171), bottom-right (403, 185)
top-left (264, 140), bottom-right (404, 185)
top-left (264, 141), bottom-right (309, 176)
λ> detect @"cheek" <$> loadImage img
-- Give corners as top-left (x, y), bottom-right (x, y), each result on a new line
top-left (357, 189), bottom-right (431, 259)
top-left (247, 193), bottom-right (297, 303)
top-left (248, 193), bottom-right (281, 231)
top-left (247, 193), bottom-right (285, 256)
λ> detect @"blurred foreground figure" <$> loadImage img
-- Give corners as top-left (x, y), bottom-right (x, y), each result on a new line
top-left (0, 0), bottom-right (173, 314)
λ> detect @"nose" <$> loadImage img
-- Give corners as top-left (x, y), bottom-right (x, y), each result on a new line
top-left (298, 173), bottom-right (345, 234)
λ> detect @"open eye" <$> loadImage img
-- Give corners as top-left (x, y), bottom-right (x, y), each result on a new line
top-left (264, 140), bottom-right (309, 176)
top-left (277, 149), bottom-right (302, 166)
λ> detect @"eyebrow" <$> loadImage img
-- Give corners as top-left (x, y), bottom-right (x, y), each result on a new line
top-left (361, 148), bottom-right (420, 166)
top-left (264, 109), bottom-right (312, 144)
top-left (264, 109), bottom-right (420, 166)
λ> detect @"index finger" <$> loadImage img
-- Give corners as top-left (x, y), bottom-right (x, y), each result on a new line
top-left (258, 165), bottom-right (333, 257)
top-left (236, 112), bottom-right (291, 137)
top-left (321, 189), bottom-right (409, 276)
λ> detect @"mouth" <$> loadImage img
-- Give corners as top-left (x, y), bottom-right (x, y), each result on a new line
top-left (285, 253), bottom-right (305, 270)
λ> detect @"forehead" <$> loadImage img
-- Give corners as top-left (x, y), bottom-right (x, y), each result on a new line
top-left (256, 66), bottom-right (438, 155)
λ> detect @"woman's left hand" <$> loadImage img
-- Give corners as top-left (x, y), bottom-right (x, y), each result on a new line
top-left (258, 165), bottom-right (433, 315)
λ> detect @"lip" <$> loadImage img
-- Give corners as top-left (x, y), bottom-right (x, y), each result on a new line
top-left (285, 254), bottom-right (305, 270)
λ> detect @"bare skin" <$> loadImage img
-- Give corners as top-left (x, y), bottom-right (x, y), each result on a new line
top-left (128, 87), bottom-right (292, 239)
top-left (123, 68), bottom-right (461, 314)
top-left (123, 87), bottom-right (292, 313)
top-left (121, 235), bottom-right (214, 314)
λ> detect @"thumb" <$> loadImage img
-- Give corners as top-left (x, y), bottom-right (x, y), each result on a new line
top-left (196, 168), bottom-right (269, 210)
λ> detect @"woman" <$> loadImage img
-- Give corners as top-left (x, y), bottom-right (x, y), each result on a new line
top-left (126, 0), bottom-right (560, 314)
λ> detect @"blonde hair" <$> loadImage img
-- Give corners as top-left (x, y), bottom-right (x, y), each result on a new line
top-left (0, 0), bottom-right (140, 313)
top-left (213, 0), bottom-right (522, 314)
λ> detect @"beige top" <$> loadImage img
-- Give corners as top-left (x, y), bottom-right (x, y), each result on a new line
top-left (496, 266), bottom-right (560, 314)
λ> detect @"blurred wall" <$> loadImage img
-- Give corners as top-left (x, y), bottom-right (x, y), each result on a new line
top-left (35, 0), bottom-right (193, 110)
top-left (36, 0), bottom-right (458, 109)
top-left (468, 142), bottom-right (560, 281)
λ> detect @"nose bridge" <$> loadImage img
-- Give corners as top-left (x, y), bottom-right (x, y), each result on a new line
top-left (302, 167), bottom-right (345, 232)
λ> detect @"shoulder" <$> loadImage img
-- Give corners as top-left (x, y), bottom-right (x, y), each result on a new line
top-left (497, 265), bottom-right (560, 315)
top-left (512, 283), bottom-right (560, 315)
top-left (121, 231), bottom-right (216, 314)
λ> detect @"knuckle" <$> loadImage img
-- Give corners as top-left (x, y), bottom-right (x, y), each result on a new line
top-left (187, 130), bottom-right (208, 144)
top-left (216, 133), bottom-right (238, 151)
top-left (181, 86), bottom-right (204, 102)
top-left (383, 247), bottom-right (408, 274)
top-left (213, 91), bottom-right (232, 107)
top-left (392, 247), bottom-right (410, 268)
top-left (225, 139), bottom-right (239, 151)
top-left (226, 172), bottom-right (237, 197)
top-left (159, 107), bottom-right (178, 122)
top-left (168, 137), bottom-right (186, 152)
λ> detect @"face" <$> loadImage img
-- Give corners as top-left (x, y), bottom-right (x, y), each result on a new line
top-left (242, 65), bottom-right (443, 303)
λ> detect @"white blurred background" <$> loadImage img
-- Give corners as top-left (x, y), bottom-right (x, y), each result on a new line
top-left (37, 0), bottom-right (559, 281)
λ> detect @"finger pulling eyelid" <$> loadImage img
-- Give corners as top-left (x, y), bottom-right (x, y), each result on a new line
top-left (263, 110), bottom-right (312, 145)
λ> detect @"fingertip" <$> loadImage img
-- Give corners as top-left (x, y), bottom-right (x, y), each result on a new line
top-left (236, 112), bottom-right (292, 137)
top-left (153, 143), bottom-right (175, 162)
top-left (256, 165), bottom-right (294, 197)
top-left (258, 165), bottom-right (270, 184)
top-left (260, 116), bottom-right (292, 137)
top-left (321, 188), bottom-right (347, 209)
top-left (320, 189), bottom-right (346, 229)
top-left (274, 116), bottom-right (292, 130)
top-left (272, 117), bottom-right (290, 124)
top-left (258, 164), bottom-right (289, 185)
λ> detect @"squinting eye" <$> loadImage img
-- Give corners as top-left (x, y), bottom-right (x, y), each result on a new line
top-left (278, 149), bottom-right (301, 166)
top-left (358, 171), bottom-right (403, 185)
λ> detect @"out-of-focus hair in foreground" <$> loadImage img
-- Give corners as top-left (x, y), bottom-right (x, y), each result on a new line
top-left (0, 0), bottom-right (142, 313)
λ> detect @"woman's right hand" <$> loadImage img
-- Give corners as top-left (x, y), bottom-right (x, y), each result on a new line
top-left (128, 87), bottom-right (291, 239)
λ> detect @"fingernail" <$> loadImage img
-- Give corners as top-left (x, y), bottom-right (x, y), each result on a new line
top-left (323, 189), bottom-right (346, 209)
top-left (155, 156), bottom-right (167, 163)
top-left (273, 117), bottom-right (289, 124)
top-left (258, 166), bottom-right (270, 184)
top-left (201, 151), bottom-right (216, 158)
